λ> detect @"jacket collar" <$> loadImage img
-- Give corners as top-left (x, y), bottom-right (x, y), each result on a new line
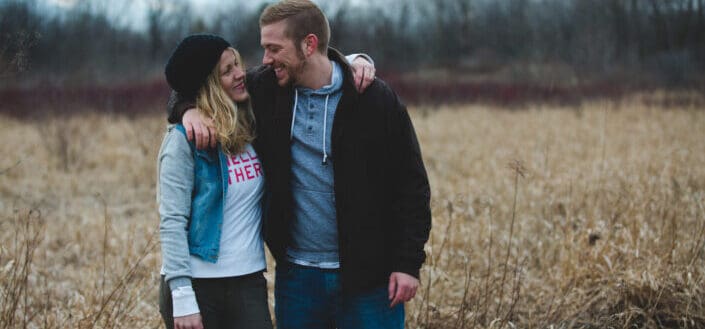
top-left (327, 48), bottom-right (359, 103)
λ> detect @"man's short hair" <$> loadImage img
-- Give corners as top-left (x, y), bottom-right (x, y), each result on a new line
top-left (259, 0), bottom-right (330, 54)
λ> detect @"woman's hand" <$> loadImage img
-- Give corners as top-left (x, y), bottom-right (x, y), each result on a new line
top-left (174, 313), bottom-right (204, 329)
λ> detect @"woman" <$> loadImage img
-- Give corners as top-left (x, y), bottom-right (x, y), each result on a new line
top-left (157, 34), bottom-right (270, 329)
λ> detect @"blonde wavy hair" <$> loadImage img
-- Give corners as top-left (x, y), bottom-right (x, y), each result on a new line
top-left (196, 48), bottom-right (255, 155)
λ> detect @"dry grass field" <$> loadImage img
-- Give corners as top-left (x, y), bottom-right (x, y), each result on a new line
top-left (1, 93), bottom-right (704, 328)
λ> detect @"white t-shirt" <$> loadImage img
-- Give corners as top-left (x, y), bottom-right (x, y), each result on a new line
top-left (190, 144), bottom-right (266, 277)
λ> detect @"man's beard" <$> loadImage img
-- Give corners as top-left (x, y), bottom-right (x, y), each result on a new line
top-left (287, 48), bottom-right (308, 87)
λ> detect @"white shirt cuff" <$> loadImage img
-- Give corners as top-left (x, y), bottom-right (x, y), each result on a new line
top-left (171, 286), bottom-right (200, 317)
top-left (345, 53), bottom-right (375, 66)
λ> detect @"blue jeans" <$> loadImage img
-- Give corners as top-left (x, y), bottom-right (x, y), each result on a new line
top-left (274, 262), bottom-right (404, 329)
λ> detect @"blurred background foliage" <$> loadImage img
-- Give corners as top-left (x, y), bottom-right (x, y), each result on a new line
top-left (0, 0), bottom-right (704, 110)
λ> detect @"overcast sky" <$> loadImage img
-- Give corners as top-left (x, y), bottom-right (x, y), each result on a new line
top-left (36, 0), bottom-right (373, 31)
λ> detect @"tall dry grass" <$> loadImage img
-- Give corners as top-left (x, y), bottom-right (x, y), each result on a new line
top-left (1, 93), bottom-right (704, 328)
top-left (0, 114), bottom-right (164, 328)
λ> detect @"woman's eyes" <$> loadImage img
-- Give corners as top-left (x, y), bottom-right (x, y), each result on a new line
top-left (222, 63), bottom-right (240, 76)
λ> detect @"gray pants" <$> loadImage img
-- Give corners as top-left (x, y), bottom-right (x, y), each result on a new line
top-left (159, 272), bottom-right (273, 329)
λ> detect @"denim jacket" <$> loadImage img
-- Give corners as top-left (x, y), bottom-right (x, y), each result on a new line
top-left (158, 124), bottom-right (229, 284)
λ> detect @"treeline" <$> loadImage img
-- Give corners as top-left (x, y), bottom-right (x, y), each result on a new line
top-left (1, 0), bottom-right (704, 87)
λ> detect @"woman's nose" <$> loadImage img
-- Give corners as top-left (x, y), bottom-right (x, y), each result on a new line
top-left (234, 68), bottom-right (244, 80)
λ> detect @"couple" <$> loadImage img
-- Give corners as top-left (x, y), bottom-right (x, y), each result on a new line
top-left (157, 1), bottom-right (431, 328)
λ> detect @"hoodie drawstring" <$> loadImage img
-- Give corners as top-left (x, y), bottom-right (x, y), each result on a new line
top-left (291, 89), bottom-right (330, 165)
top-left (322, 95), bottom-right (329, 165)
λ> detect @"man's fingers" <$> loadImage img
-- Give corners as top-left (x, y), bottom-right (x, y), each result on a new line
top-left (199, 124), bottom-right (209, 150)
top-left (399, 285), bottom-right (411, 302)
top-left (191, 123), bottom-right (199, 149)
top-left (174, 315), bottom-right (203, 329)
top-left (199, 124), bottom-right (210, 150)
top-left (208, 126), bottom-right (217, 148)
top-left (389, 275), bottom-right (403, 307)
top-left (198, 125), bottom-right (205, 149)
top-left (388, 275), bottom-right (397, 300)
top-left (388, 273), bottom-right (419, 307)
top-left (194, 123), bottom-right (203, 149)
top-left (183, 108), bottom-right (199, 142)
top-left (402, 283), bottom-right (417, 302)
top-left (399, 284), bottom-right (415, 302)
top-left (365, 68), bottom-right (375, 84)
top-left (390, 291), bottom-right (403, 308)
top-left (404, 286), bottom-right (414, 301)
top-left (185, 123), bottom-right (195, 142)
top-left (355, 66), bottom-right (375, 92)
top-left (204, 116), bottom-right (216, 149)
top-left (357, 69), bottom-right (366, 92)
top-left (201, 127), bottom-right (209, 150)
top-left (408, 285), bottom-right (417, 299)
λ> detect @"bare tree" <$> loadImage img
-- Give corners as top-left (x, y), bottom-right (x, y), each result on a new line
top-left (0, 1), bottom-right (41, 80)
top-left (147, 0), bottom-right (166, 60)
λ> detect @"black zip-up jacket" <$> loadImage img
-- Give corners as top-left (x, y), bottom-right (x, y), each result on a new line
top-left (168, 48), bottom-right (431, 292)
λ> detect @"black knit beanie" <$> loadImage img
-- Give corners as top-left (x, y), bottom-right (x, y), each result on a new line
top-left (165, 34), bottom-right (231, 98)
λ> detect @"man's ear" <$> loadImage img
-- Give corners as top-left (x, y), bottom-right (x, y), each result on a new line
top-left (302, 34), bottom-right (319, 56)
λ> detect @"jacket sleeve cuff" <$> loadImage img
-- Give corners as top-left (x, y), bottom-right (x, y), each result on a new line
top-left (167, 277), bottom-right (192, 291)
top-left (392, 263), bottom-right (421, 280)
top-left (171, 285), bottom-right (200, 317)
top-left (344, 53), bottom-right (374, 66)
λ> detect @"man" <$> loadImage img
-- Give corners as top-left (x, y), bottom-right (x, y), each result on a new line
top-left (170, 1), bottom-right (431, 328)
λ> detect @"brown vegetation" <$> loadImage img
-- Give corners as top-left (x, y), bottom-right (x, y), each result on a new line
top-left (1, 94), bottom-right (704, 328)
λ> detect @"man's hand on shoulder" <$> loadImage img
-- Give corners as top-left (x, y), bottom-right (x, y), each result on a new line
top-left (350, 56), bottom-right (376, 93)
top-left (388, 272), bottom-right (419, 307)
top-left (183, 109), bottom-right (216, 150)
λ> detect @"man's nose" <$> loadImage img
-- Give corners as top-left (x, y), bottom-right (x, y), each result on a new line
top-left (262, 51), bottom-right (272, 65)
